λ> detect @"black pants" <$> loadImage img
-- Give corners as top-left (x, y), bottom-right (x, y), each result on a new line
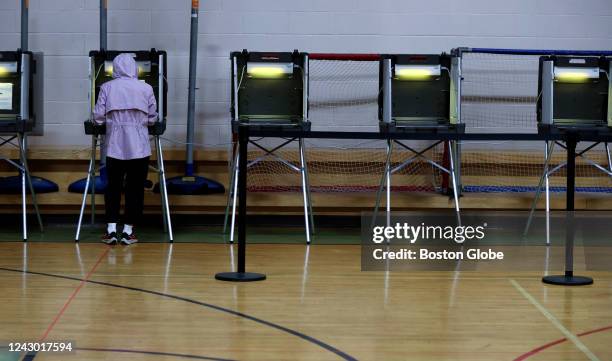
top-left (105, 156), bottom-right (149, 225)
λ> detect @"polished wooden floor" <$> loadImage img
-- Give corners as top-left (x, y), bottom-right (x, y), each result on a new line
top-left (1, 242), bottom-right (611, 361)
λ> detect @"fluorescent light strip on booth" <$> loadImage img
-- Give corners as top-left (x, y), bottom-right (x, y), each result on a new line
top-left (104, 60), bottom-right (152, 77)
top-left (247, 62), bottom-right (293, 78)
top-left (554, 67), bottom-right (599, 83)
top-left (395, 64), bottom-right (441, 81)
top-left (0, 62), bottom-right (18, 76)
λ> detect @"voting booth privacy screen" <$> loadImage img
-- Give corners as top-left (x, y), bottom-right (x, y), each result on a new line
top-left (380, 54), bottom-right (451, 125)
top-left (538, 56), bottom-right (610, 129)
top-left (231, 50), bottom-right (308, 124)
top-left (0, 50), bottom-right (44, 135)
top-left (89, 49), bottom-right (167, 119)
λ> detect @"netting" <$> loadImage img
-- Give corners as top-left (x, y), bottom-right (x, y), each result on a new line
top-left (241, 54), bottom-right (447, 194)
top-left (235, 52), bottom-right (612, 196)
top-left (460, 51), bottom-right (612, 193)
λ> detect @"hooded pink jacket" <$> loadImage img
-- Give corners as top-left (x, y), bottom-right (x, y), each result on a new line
top-left (94, 53), bottom-right (158, 160)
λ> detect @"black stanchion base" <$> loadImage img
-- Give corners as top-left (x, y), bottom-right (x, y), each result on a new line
top-left (542, 275), bottom-right (593, 286)
top-left (215, 272), bottom-right (267, 282)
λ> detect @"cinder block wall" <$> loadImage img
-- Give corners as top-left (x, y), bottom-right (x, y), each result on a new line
top-left (0, 0), bottom-right (610, 148)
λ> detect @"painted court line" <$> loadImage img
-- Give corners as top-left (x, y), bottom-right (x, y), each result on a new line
top-left (0, 266), bottom-right (357, 361)
top-left (38, 247), bottom-right (110, 341)
top-left (510, 279), bottom-right (600, 361)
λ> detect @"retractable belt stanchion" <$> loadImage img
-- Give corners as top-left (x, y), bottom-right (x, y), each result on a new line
top-left (216, 125), bottom-right (267, 282)
top-left (543, 132), bottom-right (593, 286)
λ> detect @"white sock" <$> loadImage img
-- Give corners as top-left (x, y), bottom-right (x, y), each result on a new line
top-left (123, 224), bottom-right (133, 235)
top-left (107, 223), bottom-right (117, 234)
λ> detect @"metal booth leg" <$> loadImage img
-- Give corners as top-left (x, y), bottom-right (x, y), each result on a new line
top-left (18, 133), bottom-right (43, 241)
top-left (299, 138), bottom-right (312, 244)
top-left (386, 141), bottom-right (393, 228)
top-left (606, 142), bottom-right (612, 175)
top-left (91, 135), bottom-right (99, 225)
top-left (75, 135), bottom-right (98, 241)
top-left (524, 141), bottom-right (556, 237)
top-left (302, 140), bottom-right (315, 235)
top-left (447, 140), bottom-right (461, 215)
top-left (156, 135), bottom-right (173, 242)
top-left (223, 146), bottom-right (238, 235)
top-left (372, 139), bottom-right (393, 229)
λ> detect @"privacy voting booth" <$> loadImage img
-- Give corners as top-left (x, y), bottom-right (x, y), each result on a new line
top-left (74, 49), bottom-right (173, 241)
top-left (223, 50), bottom-right (314, 244)
top-left (373, 54), bottom-right (464, 222)
top-left (0, 50), bottom-right (49, 240)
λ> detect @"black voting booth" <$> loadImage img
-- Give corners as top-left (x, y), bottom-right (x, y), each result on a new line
top-left (0, 50), bottom-right (51, 240)
top-left (74, 49), bottom-right (173, 241)
top-left (373, 54), bottom-right (464, 221)
top-left (223, 50), bottom-right (314, 244)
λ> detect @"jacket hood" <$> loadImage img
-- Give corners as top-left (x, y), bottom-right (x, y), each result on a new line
top-left (112, 53), bottom-right (138, 79)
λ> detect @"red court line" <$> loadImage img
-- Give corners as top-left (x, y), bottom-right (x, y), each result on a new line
top-left (513, 324), bottom-right (612, 361)
top-left (38, 247), bottom-right (110, 342)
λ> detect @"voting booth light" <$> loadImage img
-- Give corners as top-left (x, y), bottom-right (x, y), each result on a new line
top-left (394, 64), bottom-right (442, 81)
top-left (246, 62), bottom-right (293, 79)
top-left (554, 66), bottom-right (600, 83)
top-left (103, 59), bottom-right (153, 77)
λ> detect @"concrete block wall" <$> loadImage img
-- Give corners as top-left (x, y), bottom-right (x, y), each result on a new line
top-left (0, 0), bottom-right (610, 148)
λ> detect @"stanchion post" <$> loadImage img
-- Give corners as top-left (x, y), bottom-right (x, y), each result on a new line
top-left (215, 125), bottom-right (266, 282)
top-left (237, 125), bottom-right (248, 273)
top-left (542, 132), bottom-right (593, 286)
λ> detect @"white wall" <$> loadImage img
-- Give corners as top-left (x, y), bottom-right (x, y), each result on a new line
top-left (0, 0), bottom-right (610, 148)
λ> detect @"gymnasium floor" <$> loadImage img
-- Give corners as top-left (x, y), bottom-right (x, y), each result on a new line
top-left (1, 222), bottom-right (611, 361)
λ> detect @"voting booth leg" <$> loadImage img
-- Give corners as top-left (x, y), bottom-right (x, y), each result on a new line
top-left (524, 141), bottom-right (556, 237)
top-left (18, 133), bottom-right (43, 241)
top-left (299, 138), bottom-right (312, 244)
top-left (542, 136), bottom-right (593, 286)
top-left (606, 143), bottom-right (612, 174)
top-left (301, 139), bottom-right (315, 235)
top-left (222, 143), bottom-right (238, 235)
top-left (90, 135), bottom-right (98, 225)
top-left (224, 137), bottom-right (314, 244)
top-left (223, 149), bottom-right (239, 242)
top-left (215, 126), bottom-right (266, 282)
top-left (154, 135), bottom-right (173, 242)
top-left (544, 142), bottom-right (551, 244)
top-left (448, 140), bottom-right (461, 217)
top-left (75, 135), bottom-right (99, 242)
top-left (372, 139), bottom-right (394, 229)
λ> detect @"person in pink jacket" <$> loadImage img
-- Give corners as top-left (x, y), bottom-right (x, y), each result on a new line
top-left (94, 53), bottom-right (158, 245)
